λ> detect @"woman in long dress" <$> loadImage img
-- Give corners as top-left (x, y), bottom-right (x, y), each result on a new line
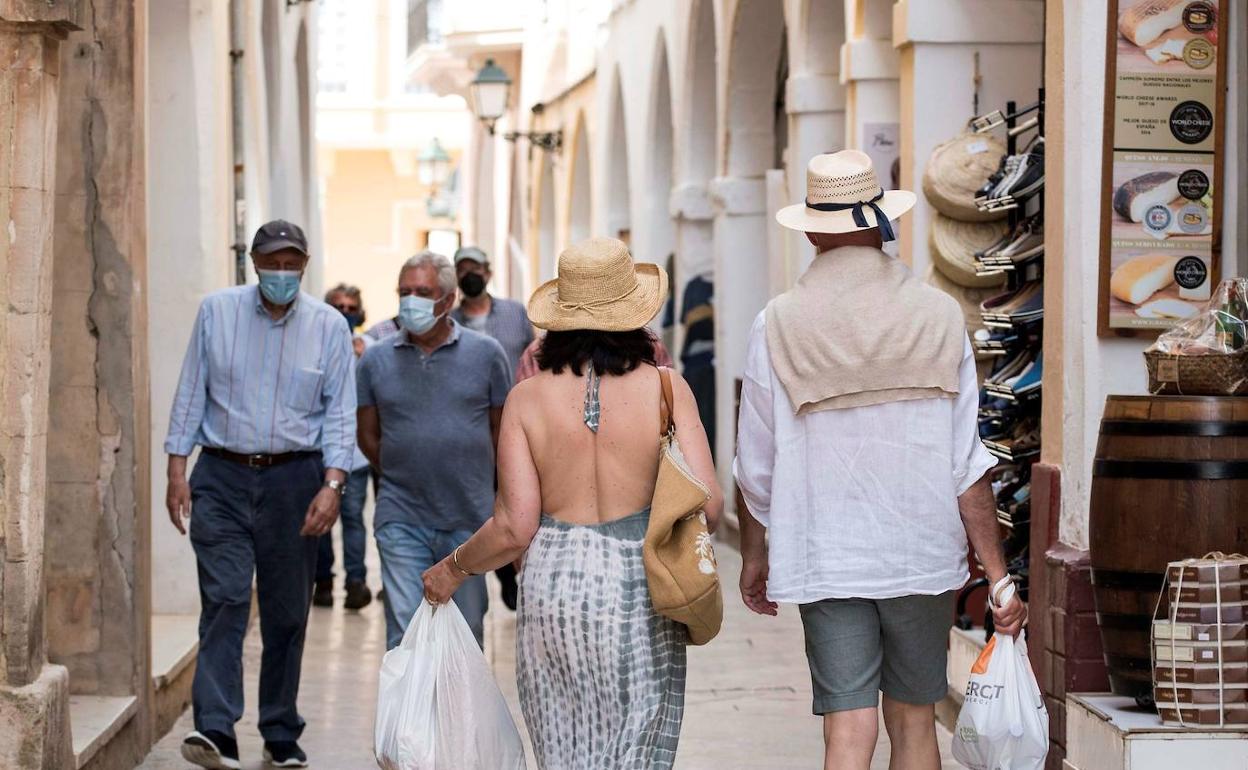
top-left (423, 237), bottom-right (722, 769)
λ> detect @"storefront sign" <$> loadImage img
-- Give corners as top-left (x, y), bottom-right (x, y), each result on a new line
top-left (1097, 0), bottom-right (1228, 335)
top-left (863, 122), bottom-right (901, 190)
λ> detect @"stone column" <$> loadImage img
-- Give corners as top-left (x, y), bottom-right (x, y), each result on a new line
top-left (0, 3), bottom-right (81, 768)
top-left (784, 73), bottom-right (847, 276)
top-left (47, 0), bottom-right (150, 743)
top-left (670, 182), bottom-right (716, 367)
top-left (843, 0), bottom-right (899, 148)
top-left (709, 175), bottom-right (771, 496)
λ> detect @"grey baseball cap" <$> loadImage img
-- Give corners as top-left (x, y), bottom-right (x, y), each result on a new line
top-left (453, 245), bottom-right (488, 266)
top-left (251, 219), bottom-right (309, 256)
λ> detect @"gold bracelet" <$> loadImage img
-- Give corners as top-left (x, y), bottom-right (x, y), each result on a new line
top-left (452, 544), bottom-right (475, 577)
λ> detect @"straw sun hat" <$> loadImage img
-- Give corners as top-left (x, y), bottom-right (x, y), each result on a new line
top-left (922, 132), bottom-right (1007, 222)
top-left (930, 213), bottom-right (1009, 289)
top-left (775, 150), bottom-right (916, 238)
top-left (528, 237), bottom-right (668, 332)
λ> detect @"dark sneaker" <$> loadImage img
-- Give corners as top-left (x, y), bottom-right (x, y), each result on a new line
top-left (181, 730), bottom-right (240, 770)
top-left (312, 579), bottom-right (334, 608)
top-left (496, 564), bottom-right (519, 611)
top-left (263, 740), bottom-right (309, 767)
top-left (344, 579), bottom-right (373, 610)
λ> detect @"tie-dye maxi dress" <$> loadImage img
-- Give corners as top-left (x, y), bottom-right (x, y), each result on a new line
top-left (516, 509), bottom-right (687, 770)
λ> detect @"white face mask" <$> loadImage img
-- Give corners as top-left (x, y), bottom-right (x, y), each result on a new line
top-left (398, 294), bottom-right (446, 335)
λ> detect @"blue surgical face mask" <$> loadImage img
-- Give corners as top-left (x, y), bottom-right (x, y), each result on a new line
top-left (398, 294), bottom-right (446, 335)
top-left (257, 269), bottom-right (302, 305)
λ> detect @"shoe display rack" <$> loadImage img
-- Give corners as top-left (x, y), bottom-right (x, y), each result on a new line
top-left (972, 91), bottom-right (1045, 619)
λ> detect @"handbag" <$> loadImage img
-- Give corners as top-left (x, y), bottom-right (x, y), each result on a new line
top-left (643, 367), bottom-right (723, 645)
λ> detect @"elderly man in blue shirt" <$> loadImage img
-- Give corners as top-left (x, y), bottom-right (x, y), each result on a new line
top-left (164, 220), bottom-right (357, 770)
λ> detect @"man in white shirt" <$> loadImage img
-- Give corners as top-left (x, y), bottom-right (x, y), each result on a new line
top-left (733, 151), bottom-right (1025, 770)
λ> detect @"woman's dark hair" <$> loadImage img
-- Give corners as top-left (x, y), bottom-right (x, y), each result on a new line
top-left (536, 329), bottom-right (658, 377)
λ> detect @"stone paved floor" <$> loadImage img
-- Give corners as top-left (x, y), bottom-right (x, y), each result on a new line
top-left (140, 533), bottom-right (959, 769)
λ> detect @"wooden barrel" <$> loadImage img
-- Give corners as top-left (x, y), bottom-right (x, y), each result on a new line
top-left (1090, 395), bottom-right (1248, 706)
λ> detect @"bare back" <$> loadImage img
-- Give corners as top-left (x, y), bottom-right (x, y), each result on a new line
top-left (517, 366), bottom-right (666, 525)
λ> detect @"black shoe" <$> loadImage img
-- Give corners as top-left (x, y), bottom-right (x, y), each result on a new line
top-left (344, 579), bottom-right (373, 610)
top-left (496, 563), bottom-right (519, 611)
top-left (181, 730), bottom-right (241, 770)
top-left (263, 740), bottom-right (308, 767)
top-left (312, 579), bottom-right (334, 608)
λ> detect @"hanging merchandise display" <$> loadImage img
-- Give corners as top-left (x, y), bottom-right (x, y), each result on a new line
top-left (940, 95), bottom-right (1045, 641)
top-left (1098, 0), bottom-right (1229, 334)
top-left (923, 132), bottom-right (1009, 223)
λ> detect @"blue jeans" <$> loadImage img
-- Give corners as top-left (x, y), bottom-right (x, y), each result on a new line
top-left (188, 452), bottom-right (321, 741)
top-left (375, 522), bottom-right (487, 649)
top-left (315, 466), bottom-right (370, 583)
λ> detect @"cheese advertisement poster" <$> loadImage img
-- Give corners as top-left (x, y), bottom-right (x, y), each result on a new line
top-left (1099, 0), bottom-right (1226, 333)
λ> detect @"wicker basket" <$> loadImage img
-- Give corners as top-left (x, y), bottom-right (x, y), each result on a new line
top-left (1144, 348), bottom-right (1248, 396)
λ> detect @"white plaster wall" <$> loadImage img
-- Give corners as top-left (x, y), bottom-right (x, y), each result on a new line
top-left (147, 0), bottom-right (327, 613)
top-left (1057, 0), bottom-right (1245, 549)
top-left (147, 0), bottom-right (233, 615)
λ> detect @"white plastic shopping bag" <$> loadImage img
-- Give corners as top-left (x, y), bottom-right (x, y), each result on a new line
top-left (374, 601), bottom-right (527, 770)
top-left (952, 581), bottom-right (1048, 770)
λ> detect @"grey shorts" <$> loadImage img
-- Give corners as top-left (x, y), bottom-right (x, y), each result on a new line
top-left (798, 592), bottom-right (955, 714)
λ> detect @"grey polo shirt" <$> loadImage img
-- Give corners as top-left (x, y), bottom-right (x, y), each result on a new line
top-left (357, 322), bottom-right (512, 532)
top-left (451, 295), bottom-right (533, 377)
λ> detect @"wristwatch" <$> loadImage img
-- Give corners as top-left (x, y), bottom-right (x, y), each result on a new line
top-left (323, 479), bottom-right (346, 496)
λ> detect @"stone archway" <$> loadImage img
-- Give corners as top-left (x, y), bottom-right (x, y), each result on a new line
top-left (295, 21), bottom-right (312, 223)
top-left (681, 0), bottom-right (717, 191)
top-left (646, 32), bottom-right (677, 349)
top-left (710, 0), bottom-right (788, 473)
top-left (473, 122), bottom-right (497, 258)
top-left (605, 70), bottom-right (632, 243)
top-left (537, 152), bottom-right (557, 282)
top-left (782, 0), bottom-right (848, 268)
top-left (568, 114), bottom-right (591, 245)
top-left (262, 0), bottom-right (282, 192)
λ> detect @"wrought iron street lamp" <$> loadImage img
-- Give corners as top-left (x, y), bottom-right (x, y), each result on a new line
top-left (470, 59), bottom-right (562, 153)
top-left (418, 137), bottom-right (451, 187)
top-left (470, 59), bottom-right (511, 134)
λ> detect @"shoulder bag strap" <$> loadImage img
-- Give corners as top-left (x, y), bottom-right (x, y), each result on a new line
top-left (658, 366), bottom-right (675, 438)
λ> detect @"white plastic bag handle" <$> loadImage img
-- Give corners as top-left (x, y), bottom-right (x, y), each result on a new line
top-left (990, 575), bottom-right (1016, 610)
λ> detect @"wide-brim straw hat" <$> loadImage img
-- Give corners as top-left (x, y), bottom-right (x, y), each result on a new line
top-left (776, 150), bottom-right (916, 234)
top-left (528, 237), bottom-right (668, 332)
top-left (930, 213), bottom-right (1009, 289)
top-left (922, 132), bottom-right (1008, 222)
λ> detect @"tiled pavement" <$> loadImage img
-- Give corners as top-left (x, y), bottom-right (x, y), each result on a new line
top-left (140, 528), bottom-right (958, 769)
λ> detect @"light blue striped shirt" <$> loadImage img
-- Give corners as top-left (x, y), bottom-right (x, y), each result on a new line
top-left (164, 285), bottom-right (357, 470)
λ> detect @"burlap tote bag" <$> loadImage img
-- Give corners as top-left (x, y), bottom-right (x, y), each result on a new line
top-left (643, 367), bottom-right (723, 645)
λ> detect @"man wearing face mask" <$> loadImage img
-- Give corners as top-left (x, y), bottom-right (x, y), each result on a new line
top-left (450, 246), bottom-right (533, 374)
top-left (312, 284), bottom-right (375, 611)
top-left (356, 251), bottom-right (512, 649)
top-left (449, 246), bottom-right (532, 610)
top-left (164, 220), bottom-right (356, 769)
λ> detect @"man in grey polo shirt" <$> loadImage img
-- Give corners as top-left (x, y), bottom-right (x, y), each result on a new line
top-left (357, 250), bottom-right (512, 648)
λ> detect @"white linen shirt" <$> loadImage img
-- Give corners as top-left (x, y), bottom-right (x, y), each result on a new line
top-left (732, 311), bottom-right (996, 603)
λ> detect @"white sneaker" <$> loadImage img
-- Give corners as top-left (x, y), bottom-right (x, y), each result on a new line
top-left (180, 731), bottom-right (241, 770)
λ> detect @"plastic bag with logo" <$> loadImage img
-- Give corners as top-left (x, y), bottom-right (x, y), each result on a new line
top-left (374, 601), bottom-right (527, 770)
top-left (952, 579), bottom-right (1048, 770)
